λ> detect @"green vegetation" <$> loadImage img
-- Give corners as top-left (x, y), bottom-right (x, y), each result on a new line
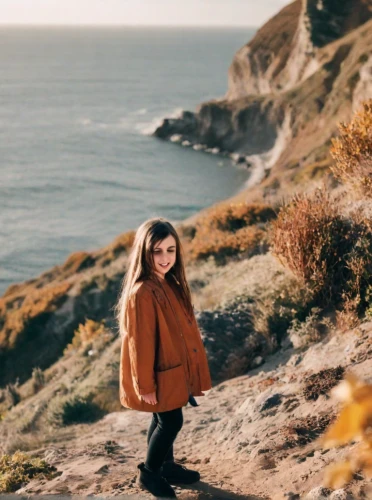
top-left (46, 392), bottom-right (106, 427)
top-left (0, 451), bottom-right (57, 493)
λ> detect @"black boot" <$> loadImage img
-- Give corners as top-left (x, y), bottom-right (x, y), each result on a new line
top-left (136, 461), bottom-right (177, 498)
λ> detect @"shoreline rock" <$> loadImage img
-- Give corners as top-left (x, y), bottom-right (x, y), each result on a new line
top-left (153, 0), bottom-right (372, 189)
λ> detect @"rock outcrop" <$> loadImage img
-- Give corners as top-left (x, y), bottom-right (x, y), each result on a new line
top-left (153, 0), bottom-right (372, 184)
top-left (227, 0), bottom-right (372, 98)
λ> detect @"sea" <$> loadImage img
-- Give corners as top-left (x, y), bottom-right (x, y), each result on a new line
top-left (0, 27), bottom-right (256, 295)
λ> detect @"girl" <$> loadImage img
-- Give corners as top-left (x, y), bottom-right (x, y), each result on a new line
top-left (115, 217), bottom-right (213, 498)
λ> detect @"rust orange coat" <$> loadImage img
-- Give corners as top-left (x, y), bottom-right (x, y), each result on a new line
top-left (119, 275), bottom-right (212, 412)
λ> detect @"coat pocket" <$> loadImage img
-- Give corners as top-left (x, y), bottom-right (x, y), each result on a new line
top-left (155, 364), bottom-right (189, 409)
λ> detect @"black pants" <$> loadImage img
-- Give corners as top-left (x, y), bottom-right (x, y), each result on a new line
top-left (145, 407), bottom-right (183, 472)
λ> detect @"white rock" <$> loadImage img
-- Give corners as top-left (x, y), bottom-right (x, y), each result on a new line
top-left (235, 396), bottom-right (253, 416)
top-left (170, 134), bottom-right (182, 143)
top-left (253, 356), bottom-right (263, 367)
top-left (304, 486), bottom-right (330, 499)
top-left (329, 490), bottom-right (350, 500)
top-left (193, 144), bottom-right (206, 151)
top-left (230, 152), bottom-right (241, 161)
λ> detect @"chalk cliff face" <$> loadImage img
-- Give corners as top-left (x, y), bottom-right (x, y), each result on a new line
top-left (154, 0), bottom-right (372, 180)
top-left (227, 0), bottom-right (372, 99)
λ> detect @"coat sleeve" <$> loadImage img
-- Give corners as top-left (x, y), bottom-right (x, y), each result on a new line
top-left (126, 288), bottom-right (157, 397)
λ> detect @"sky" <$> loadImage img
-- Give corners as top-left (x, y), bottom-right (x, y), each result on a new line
top-left (0, 0), bottom-right (289, 27)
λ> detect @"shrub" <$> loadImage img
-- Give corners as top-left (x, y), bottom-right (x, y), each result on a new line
top-left (0, 450), bottom-right (57, 493)
top-left (31, 367), bottom-right (45, 394)
top-left (288, 307), bottom-right (333, 348)
top-left (4, 383), bottom-right (20, 409)
top-left (188, 202), bottom-right (276, 263)
top-left (64, 319), bottom-right (111, 355)
top-left (192, 225), bottom-right (267, 263)
top-left (251, 279), bottom-right (315, 349)
top-left (271, 187), bottom-right (372, 319)
top-left (92, 383), bottom-right (122, 413)
top-left (210, 203), bottom-right (276, 231)
top-left (330, 99), bottom-right (372, 198)
top-left (46, 392), bottom-right (105, 427)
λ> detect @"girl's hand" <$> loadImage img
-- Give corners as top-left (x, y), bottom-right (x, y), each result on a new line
top-left (141, 391), bottom-right (158, 405)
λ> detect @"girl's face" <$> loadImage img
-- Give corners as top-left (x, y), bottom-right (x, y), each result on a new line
top-left (152, 234), bottom-right (177, 279)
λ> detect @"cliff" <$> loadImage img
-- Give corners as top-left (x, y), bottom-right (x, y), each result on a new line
top-left (227, 0), bottom-right (372, 98)
top-left (154, 0), bottom-right (372, 190)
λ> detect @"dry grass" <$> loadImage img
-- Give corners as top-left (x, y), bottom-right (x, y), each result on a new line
top-left (61, 251), bottom-right (96, 274)
top-left (272, 187), bottom-right (347, 297)
top-left (271, 187), bottom-right (372, 323)
top-left (185, 202), bottom-right (276, 263)
top-left (0, 450), bottom-right (57, 493)
top-left (63, 318), bottom-right (110, 355)
top-left (287, 306), bottom-right (333, 348)
top-left (46, 392), bottom-right (105, 427)
top-left (108, 230), bottom-right (136, 258)
top-left (330, 99), bottom-right (372, 198)
top-left (250, 279), bottom-right (314, 349)
top-left (292, 158), bottom-right (332, 184)
top-left (0, 282), bottom-right (72, 350)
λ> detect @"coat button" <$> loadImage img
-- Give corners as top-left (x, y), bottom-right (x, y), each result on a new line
top-left (193, 348), bottom-right (198, 352)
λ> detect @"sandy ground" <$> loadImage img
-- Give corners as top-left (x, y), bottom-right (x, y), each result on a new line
top-left (14, 321), bottom-right (372, 500)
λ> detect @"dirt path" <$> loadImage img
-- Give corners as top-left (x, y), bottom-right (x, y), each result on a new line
top-left (15, 322), bottom-right (372, 499)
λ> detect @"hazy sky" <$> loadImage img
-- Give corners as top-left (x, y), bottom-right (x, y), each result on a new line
top-left (1, 0), bottom-right (289, 26)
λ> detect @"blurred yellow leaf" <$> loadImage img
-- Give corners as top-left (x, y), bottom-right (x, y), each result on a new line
top-left (321, 374), bottom-right (372, 488)
top-left (324, 461), bottom-right (353, 489)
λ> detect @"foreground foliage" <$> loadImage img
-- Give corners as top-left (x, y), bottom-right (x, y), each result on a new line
top-left (330, 99), bottom-right (372, 198)
top-left (0, 450), bottom-right (57, 493)
top-left (321, 374), bottom-right (372, 489)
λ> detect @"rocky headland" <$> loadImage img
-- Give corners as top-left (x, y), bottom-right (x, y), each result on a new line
top-left (154, 0), bottom-right (372, 190)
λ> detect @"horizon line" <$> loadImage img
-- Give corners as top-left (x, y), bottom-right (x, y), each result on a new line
top-left (0, 23), bottom-right (258, 29)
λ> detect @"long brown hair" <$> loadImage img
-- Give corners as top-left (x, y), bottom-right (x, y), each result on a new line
top-left (114, 217), bottom-right (193, 337)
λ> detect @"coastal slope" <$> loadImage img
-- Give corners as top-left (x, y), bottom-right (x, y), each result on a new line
top-left (154, 0), bottom-right (372, 192)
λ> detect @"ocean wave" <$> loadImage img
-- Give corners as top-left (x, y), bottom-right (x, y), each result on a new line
top-left (77, 108), bottom-right (185, 137)
top-left (132, 108), bottom-right (148, 116)
top-left (135, 108), bottom-right (184, 136)
top-left (77, 116), bottom-right (133, 131)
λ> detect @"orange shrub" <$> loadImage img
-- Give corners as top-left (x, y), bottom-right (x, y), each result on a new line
top-left (271, 187), bottom-right (372, 313)
top-left (209, 202), bottom-right (276, 231)
top-left (64, 318), bottom-right (108, 354)
top-left (188, 202), bottom-right (275, 263)
top-left (330, 99), bottom-right (372, 197)
top-left (191, 225), bottom-right (267, 262)
top-left (272, 187), bottom-right (347, 298)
